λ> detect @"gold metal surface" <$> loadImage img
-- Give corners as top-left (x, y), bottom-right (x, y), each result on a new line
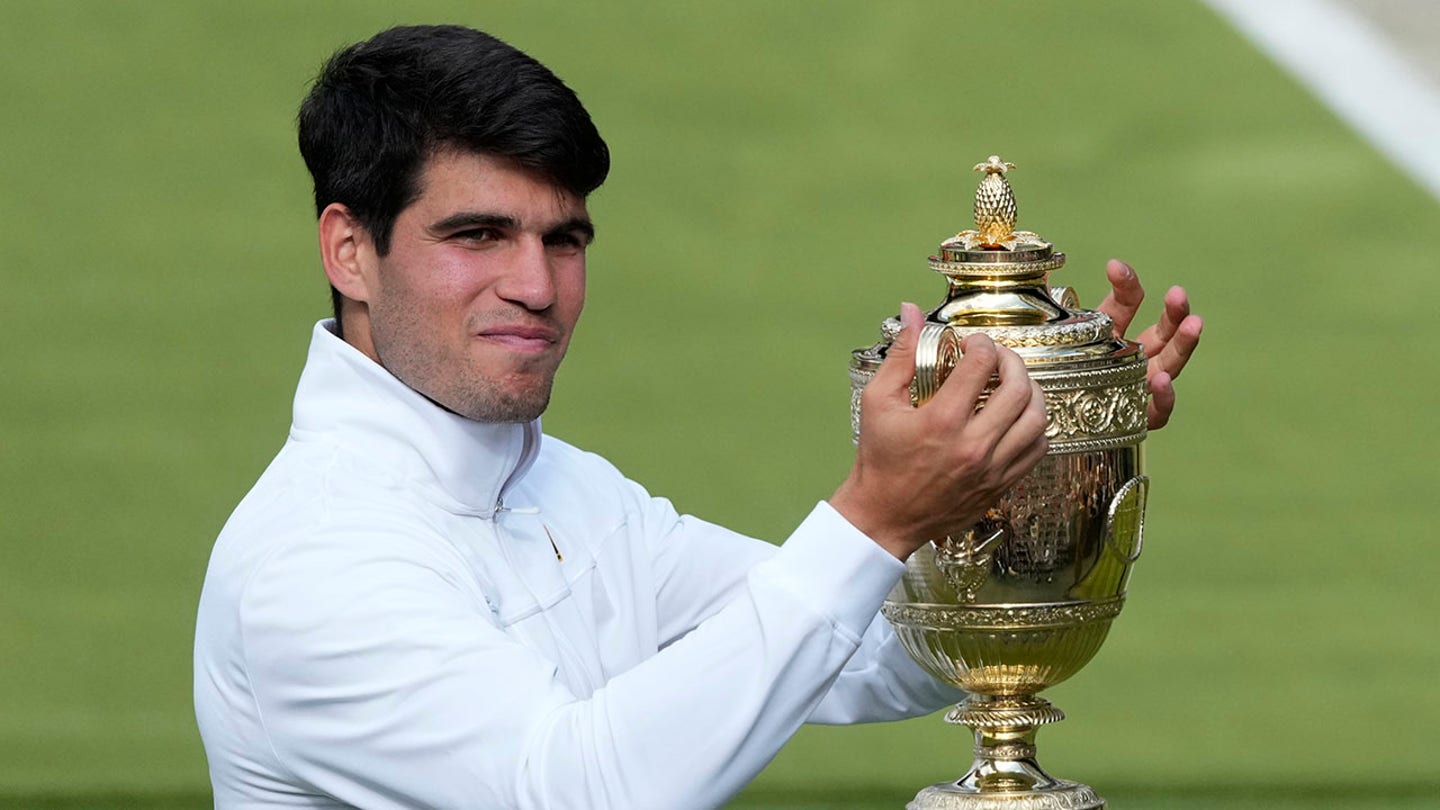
top-left (849, 157), bottom-right (1149, 810)
top-left (912, 324), bottom-right (962, 407)
top-left (948, 157), bottom-right (1049, 252)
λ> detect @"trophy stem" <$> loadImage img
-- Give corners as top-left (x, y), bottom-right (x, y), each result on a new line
top-left (906, 696), bottom-right (1105, 810)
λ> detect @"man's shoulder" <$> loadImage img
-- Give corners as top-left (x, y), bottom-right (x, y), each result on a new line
top-left (204, 441), bottom-right (459, 598)
top-left (533, 432), bottom-right (620, 477)
top-left (528, 432), bottom-right (654, 505)
top-left (517, 433), bottom-right (663, 545)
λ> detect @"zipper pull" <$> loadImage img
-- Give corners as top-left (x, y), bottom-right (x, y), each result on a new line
top-left (494, 497), bottom-right (540, 516)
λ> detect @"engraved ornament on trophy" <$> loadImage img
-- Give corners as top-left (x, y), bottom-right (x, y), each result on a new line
top-left (849, 156), bottom-right (1151, 810)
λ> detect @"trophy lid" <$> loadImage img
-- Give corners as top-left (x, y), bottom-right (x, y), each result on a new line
top-left (921, 156), bottom-right (1124, 365)
top-left (849, 155), bottom-right (1151, 452)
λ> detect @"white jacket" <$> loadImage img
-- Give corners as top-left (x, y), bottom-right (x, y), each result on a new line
top-left (194, 321), bottom-right (958, 809)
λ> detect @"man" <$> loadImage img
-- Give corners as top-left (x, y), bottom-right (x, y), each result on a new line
top-left (194, 25), bottom-right (1201, 809)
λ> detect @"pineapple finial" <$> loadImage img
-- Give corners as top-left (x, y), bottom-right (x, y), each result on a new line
top-left (973, 156), bottom-right (1017, 247)
top-left (943, 155), bottom-right (1045, 252)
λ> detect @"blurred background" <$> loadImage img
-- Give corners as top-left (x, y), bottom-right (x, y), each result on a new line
top-left (2, 1), bottom-right (1436, 807)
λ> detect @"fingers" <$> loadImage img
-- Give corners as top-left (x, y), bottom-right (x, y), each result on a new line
top-left (1155, 286), bottom-right (1190, 344)
top-left (869, 302), bottom-right (924, 399)
top-left (1135, 285), bottom-right (1190, 358)
top-left (1148, 370), bottom-right (1175, 430)
top-left (928, 332), bottom-right (1000, 417)
top-left (938, 339), bottom-right (1046, 489)
top-left (1103, 275), bottom-right (1199, 432)
top-left (991, 378), bottom-right (1049, 471)
top-left (1150, 313), bottom-right (1203, 382)
top-left (1097, 259), bottom-right (1144, 338)
top-left (963, 340), bottom-right (1033, 434)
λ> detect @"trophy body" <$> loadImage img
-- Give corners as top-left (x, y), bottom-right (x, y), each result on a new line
top-left (849, 158), bottom-right (1149, 809)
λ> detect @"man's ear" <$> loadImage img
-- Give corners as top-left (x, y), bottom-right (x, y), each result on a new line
top-left (318, 203), bottom-right (376, 303)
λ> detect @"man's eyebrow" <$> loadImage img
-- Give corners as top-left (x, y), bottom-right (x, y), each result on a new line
top-left (546, 216), bottom-right (595, 244)
top-left (428, 212), bottom-right (517, 234)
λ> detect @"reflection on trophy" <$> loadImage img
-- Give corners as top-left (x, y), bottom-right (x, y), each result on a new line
top-left (850, 157), bottom-right (1150, 809)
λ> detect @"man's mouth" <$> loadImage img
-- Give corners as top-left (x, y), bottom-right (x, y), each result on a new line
top-left (476, 324), bottom-right (560, 353)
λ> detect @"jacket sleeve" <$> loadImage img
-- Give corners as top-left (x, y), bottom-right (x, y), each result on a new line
top-left (630, 480), bottom-right (963, 725)
top-left (240, 501), bottom-right (908, 810)
top-left (807, 611), bottom-right (967, 724)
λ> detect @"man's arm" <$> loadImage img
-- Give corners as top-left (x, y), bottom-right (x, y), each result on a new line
top-left (628, 484), bottom-right (963, 725)
top-left (240, 504), bottom-right (905, 810)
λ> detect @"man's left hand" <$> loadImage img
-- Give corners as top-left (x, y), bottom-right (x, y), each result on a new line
top-left (1096, 259), bottom-right (1203, 430)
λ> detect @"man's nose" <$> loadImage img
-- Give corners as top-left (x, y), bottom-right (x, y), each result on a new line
top-left (495, 238), bottom-right (556, 311)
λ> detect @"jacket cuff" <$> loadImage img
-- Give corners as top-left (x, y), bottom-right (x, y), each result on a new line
top-left (757, 501), bottom-right (905, 644)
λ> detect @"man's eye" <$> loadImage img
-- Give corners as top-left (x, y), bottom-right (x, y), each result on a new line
top-left (544, 233), bottom-right (587, 251)
top-left (455, 228), bottom-right (501, 243)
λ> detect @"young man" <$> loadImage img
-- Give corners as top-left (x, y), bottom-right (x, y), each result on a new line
top-left (194, 25), bottom-right (1201, 809)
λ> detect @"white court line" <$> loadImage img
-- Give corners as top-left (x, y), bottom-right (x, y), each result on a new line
top-left (1204, 0), bottom-right (1440, 202)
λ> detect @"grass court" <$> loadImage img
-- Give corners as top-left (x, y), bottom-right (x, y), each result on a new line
top-left (2, 2), bottom-right (1436, 807)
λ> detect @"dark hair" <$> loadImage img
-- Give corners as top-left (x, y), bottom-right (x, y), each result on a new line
top-left (298, 25), bottom-right (610, 329)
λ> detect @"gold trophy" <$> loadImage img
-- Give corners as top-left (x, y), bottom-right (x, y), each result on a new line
top-left (850, 157), bottom-right (1149, 810)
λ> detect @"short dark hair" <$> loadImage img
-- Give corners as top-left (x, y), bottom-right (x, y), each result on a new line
top-left (298, 25), bottom-right (610, 329)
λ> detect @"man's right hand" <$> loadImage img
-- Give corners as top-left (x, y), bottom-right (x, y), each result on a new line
top-left (829, 302), bottom-right (1049, 561)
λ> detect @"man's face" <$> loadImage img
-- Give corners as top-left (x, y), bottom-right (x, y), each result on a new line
top-left (359, 149), bottom-right (592, 422)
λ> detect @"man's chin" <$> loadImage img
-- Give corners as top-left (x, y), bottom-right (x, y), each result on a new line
top-left (452, 386), bottom-right (552, 424)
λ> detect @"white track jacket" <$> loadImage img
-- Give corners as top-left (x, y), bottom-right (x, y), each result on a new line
top-left (194, 321), bottom-right (958, 809)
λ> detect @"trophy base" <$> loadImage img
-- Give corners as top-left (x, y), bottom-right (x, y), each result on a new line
top-left (906, 696), bottom-right (1105, 810)
top-left (907, 780), bottom-right (1103, 810)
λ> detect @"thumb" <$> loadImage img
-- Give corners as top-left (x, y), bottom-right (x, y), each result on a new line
top-left (872, 302), bottom-right (923, 396)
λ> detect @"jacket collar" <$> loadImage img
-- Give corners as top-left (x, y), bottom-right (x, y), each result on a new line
top-left (289, 320), bottom-right (541, 515)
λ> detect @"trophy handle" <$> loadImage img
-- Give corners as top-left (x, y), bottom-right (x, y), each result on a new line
top-left (1103, 475), bottom-right (1149, 564)
top-left (1048, 285), bottom-right (1079, 309)
top-left (911, 323), bottom-right (961, 406)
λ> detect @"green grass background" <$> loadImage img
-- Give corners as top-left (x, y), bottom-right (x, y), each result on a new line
top-left (3, 1), bottom-right (1437, 807)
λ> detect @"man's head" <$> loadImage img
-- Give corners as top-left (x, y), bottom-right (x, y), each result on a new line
top-left (298, 25), bottom-right (609, 423)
